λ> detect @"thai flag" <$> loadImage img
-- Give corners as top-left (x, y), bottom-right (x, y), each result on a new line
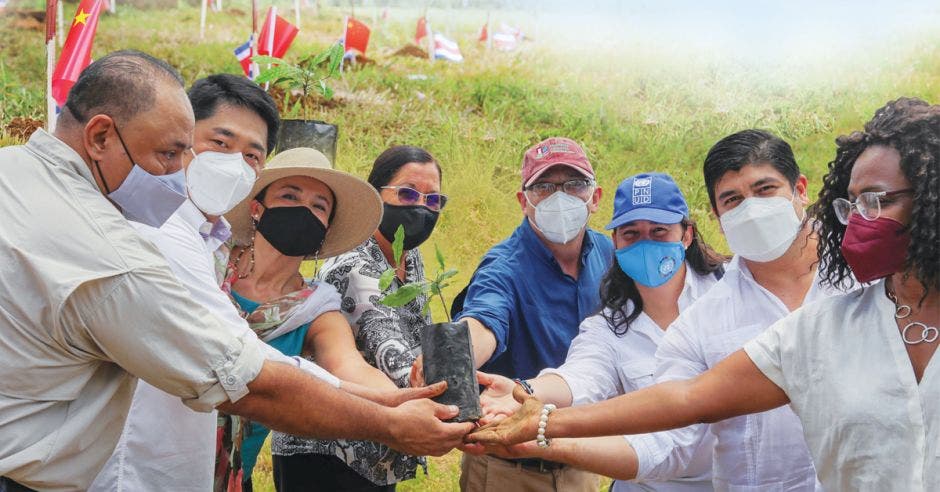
top-left (234, 35), bottom-right (257, 80)
top-left (433, 33), bottom-right (463, 62)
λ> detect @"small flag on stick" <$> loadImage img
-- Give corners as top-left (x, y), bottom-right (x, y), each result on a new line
top-left (342, 16), bottom-right (370, 56)
top-left (234, 35), bottom-right (257, 80)
top-left (415, 16), bottom-right (427, 44)
top-left (52, 0), bottom-right (104, 107)
top-left (257, 6), bottom-right (299, 58)
top-left (432, 33), bottom-right (463, 62)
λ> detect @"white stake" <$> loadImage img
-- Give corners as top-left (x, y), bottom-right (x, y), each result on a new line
top-left (46, 38), bottom-right (56, 132)
top-left (56, 1), bottom-right (64, 47)
top-left (294, 0), bottom-right (300, 30)
top-left (199, 0), bottom-right (207, 39)
top-left (108, 0), bottom-right (115, 14)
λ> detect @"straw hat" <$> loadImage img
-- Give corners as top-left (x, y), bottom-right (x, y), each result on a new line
top-left (226, 147), bottom-right (382, 258)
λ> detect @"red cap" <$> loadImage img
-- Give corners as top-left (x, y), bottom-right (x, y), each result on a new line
top-left (521, 137), bottom-right (594, 187)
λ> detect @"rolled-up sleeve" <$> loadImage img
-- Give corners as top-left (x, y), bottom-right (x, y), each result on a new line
top-left (59, 267), bottom-right (265, 412)
top-left (539, 316), bottom-right (621, 405)
top-left (455, 266), bottom-right (514, 359)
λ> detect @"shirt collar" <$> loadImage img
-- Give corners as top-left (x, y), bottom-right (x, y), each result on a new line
top-left (25, 129), bottom-right (98, 187)
top-left (520, 217), bottom-right (596, 265)
top-left (175, 199), bottom-right (233, 244)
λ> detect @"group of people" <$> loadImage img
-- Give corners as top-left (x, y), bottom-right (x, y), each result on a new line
top-left (0, 48), bottom-right (935, 492)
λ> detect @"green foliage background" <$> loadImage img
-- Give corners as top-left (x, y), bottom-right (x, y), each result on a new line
top-left (1, 2), bottom-right (938, 490)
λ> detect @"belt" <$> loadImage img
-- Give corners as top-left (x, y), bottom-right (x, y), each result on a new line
top-left (0, 477), bottom-right (37, 492)
top-left (498, 456), bottom-right (566, 473)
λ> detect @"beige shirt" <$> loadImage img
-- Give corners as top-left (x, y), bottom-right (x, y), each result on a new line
top-left (746, 279), bottom-right (939, 492)
top-left (0, 130), bottom-right (265, 491)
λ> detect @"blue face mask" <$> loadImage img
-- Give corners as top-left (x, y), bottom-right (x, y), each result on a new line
top-left (615, 240), bottom-right (686, 288)
top-left (96, 125), bottom-right (188, 228)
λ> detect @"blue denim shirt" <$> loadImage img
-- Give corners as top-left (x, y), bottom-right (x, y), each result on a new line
top-left (456, 218), bottom-right (614, 379)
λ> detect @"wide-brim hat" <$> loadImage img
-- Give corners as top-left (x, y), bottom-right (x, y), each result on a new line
top-left (226, 147), bottom-right (382, 259)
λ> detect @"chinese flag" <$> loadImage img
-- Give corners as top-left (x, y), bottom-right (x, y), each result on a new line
top-left (414, 17), bottom-right (427, 44)
top-left (478, 22), bottom-right (488, 42)
top-left (343, 17), bottom-right (370, 55)
top-left (52, 0), bottom-right (104, 107)
top-left (257, 6), bottom-right (298, 58)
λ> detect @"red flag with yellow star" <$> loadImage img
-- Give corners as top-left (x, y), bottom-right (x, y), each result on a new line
top-left (52, 0), bottom-right (104, 107)
top-left (342, 16), bottom-right (370, 56)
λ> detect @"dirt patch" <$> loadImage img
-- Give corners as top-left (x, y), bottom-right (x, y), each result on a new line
top-left (341, 53), bottom-right (375, 71)
top-left (392, 44), bottom-right (429, 59)
top-left (4, 117), bottom-right (44, 141)
top-left (266, 86), bottom-right (346, 115)
top-left (7, 9), bottom-right (45, 30)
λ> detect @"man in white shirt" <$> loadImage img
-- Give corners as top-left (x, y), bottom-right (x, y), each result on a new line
top-left (626, 129), bottom-right (839, 490)
top-left (0, 51), bottom-right (472, 492)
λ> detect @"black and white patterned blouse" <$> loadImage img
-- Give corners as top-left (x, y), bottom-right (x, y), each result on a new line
top-left (271, 236), bottom-right (429, 485)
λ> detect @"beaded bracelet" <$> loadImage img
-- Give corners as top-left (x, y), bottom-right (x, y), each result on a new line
top-left (536, 403), bottom-right (557, 448)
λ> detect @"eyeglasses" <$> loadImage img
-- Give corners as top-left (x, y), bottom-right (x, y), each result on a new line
top-left (832, 189), bottom-right (913, 225)
top-left (381, 186), bottom-right (448, 211)
top-left (524, 178), bottom-right (595, 201)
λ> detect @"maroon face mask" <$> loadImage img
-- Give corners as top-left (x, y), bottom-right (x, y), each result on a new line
top-left (840, 214), bottom-right (911, 283)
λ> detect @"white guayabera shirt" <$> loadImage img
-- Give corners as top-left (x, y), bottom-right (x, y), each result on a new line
top-left (638, 256), bottom-right (845, 491)
top-left (90, 199), bottom-right (340, 492)
top-left (745, 279), bottom-right (939, 492)
top-left (541, 263), bottom-right (720, 492)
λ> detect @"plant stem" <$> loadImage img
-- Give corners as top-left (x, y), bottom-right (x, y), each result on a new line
top-left (437, 290), bottom-right (451, 323)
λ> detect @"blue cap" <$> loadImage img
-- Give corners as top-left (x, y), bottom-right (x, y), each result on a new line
top-left (606, 173), bottom-right (689, 230)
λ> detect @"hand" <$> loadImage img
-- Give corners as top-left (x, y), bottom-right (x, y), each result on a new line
top-left (466, 396), bottom-right (544, 447)
top-left (409, 354), bottom-right (425, 388)
top-left (458, 439), bottom-right (543, 460)
top-left (477, 371), bottom-right (522, 425)
top-left (375, 380), bottom-right (448, 407)
top-left (385, 398), bottom-right (475, 456)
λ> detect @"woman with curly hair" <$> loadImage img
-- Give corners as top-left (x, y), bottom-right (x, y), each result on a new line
top-left (467, 97), bottom-right (939, 491)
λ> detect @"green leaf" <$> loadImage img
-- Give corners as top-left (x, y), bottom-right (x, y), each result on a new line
top-left (380, 282), bottom-right (428, 307)
top-left (435, 243), bottom-right (446, 271)
top-left (429, 282), bottom-right (442, 296)
top-left (253, 55), bottom-right (285, 67)
top-left (378, 268), bottom-right (395, 291)
top-left (438, 268), bottom-right (458, 281)
top-left (327, 42), bottom-right (344, 76)
top-left (392, 225), bottom-right (405, 267)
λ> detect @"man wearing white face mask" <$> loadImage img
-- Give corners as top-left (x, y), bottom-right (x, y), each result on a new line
top-left (454, 137), bottom-right (613, 492)
top-left (621, 129), bottom-right (852, 491)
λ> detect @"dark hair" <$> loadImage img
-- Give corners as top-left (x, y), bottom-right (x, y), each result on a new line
top-left (64, 50), bottom-right (184, 124)
top-left (703, 129), bottom-right (801, 210)
top-left (600, 219), bottom-right (728, 336)
top-left (188, 74), bottom-right (280, 156)
top-left (367, 145), bottom-right (442, 190)
top-left (812, 97), bottom-right (939, 293)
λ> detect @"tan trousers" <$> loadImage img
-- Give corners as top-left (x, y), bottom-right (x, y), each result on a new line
top-left (459, 452), bottom-right (600, 492)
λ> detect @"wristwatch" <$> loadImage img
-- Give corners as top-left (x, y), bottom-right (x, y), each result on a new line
top-left (513, 378), bottom-right (534, 396)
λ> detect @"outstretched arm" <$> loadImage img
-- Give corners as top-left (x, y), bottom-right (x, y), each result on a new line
top-left (469, 350), bottom-right (788, 445)
top-left (219, 360), bottom-right (474, 456)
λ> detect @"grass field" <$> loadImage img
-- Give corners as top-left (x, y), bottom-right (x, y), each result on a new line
top-left (1, 1), bottom-right (938, 490)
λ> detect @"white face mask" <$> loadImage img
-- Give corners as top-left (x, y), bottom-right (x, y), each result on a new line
top-left (186, 151), bottom-right (257, 216)
top-left (720, 194), bottom-right (804, 262)
top-left (529, 190), bottom-right (590, 244)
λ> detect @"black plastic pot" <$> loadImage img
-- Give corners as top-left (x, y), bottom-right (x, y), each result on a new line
top-left (276, 119), bottom-right (338, 164)
top-left (420, 320), bottom-right (482, 422)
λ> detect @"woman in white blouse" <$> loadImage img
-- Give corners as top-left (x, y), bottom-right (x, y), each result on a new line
top-left (469, 98), bottom-right (939, 492)
top-left (479, 172), bottom-right (727, 491)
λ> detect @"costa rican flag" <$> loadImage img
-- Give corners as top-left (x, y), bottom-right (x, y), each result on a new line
top-left (432, 33), bottom-right (463, 62)
top-left (234, 35), bottom-right (257, 80)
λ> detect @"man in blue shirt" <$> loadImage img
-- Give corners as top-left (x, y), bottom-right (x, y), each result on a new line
top-left (456, 137), bottom-right (614, 491)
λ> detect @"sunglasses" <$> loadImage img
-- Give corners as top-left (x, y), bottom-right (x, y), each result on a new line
top-left (381, 186), bottom-right (448, 211)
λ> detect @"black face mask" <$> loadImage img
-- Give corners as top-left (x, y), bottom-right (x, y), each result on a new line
top-left (255, 206), bottom-right (328, 257)
top-left (378, 204), bottom-right (440, 250)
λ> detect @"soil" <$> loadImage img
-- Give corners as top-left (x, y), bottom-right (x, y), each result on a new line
top-left (4, 117), bottom-right (44, 141)
top-left (340, 53), bottom-right (375, 71)
top-left (266, 86), bottom-right (346, 116)
top-left (392, 44), bottom-right (429, 59)
top-left (7, 9), bottom-right (45, 30)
